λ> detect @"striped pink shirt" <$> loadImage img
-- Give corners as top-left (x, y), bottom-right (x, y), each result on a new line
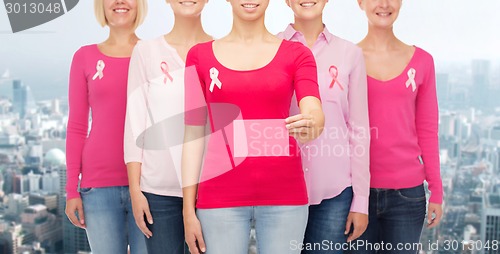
top-left (278, 25), bottom-right (371, 214)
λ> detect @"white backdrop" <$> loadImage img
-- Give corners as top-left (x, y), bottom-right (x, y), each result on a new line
top-left (0, 0), bottom-right (499, 97)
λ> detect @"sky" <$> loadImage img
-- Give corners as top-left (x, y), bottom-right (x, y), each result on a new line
top-left (0, 0), bottom-right (500, 99)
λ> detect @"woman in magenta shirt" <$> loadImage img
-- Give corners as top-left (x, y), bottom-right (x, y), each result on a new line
top-left (182, 1), bottom-right (324, 253)
top-left (65, 0), bottom-right (147, 253)
top-left (354, 0), bottom-right (443, 253)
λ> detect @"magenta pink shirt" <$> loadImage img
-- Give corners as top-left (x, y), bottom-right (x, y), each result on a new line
top-left (278, 25), bottom-right (371, 214)
top-left (185, 40), bottom-right (321, 208)
top-left (66, 45), bottom-right (130, 200)
top-left (368, 47), bottom-right (443, 204)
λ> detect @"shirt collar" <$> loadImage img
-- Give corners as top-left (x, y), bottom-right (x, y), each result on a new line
top-left (282, 23), bottom-right (334, 44)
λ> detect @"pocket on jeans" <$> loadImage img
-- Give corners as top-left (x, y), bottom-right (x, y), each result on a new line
top-left (396, 185), bottom-right (426, 201)
top-left (79, 187), bottom-right (94, 194)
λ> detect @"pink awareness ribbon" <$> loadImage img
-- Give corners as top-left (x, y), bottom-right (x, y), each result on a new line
top-left (405, 68), bottom-right (417, 92)
top-left (329, 65), bottom-right (344, 91)
top-left (209, 67), bottom-right (222, 92)
top-left (92, 60), bottom-right (105, 80)
top-left (161, 61), bottom-right (173, 84)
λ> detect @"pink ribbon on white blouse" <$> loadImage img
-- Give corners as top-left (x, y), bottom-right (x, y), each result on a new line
top-left (161, 61), bottom-right (173, 84)
top-left (406, 68), bottom-right (417, 92)
top-left (209, 67), bottom-right (222, 92)
top-left (329, 65), bottom-right (344, 91)
top-left (92, 60), bottom-right (105, 80)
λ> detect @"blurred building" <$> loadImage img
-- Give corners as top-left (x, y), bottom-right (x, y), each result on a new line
top-left (471, 60), bottom-right (491, 109)
top-left (41, 171), bottom-right (60, 194)
top-left (0, 220), bottom-right (23, 254)
top-left (481, 193), bottom-right (500, 254)
top-left (58, 165), bottom-right (91, 253)
top-left (12, 80), bottom-right (36, 119)
top-left (5, 193), bottom-right (28, 217)
top-left (43, 148), bottom-right (65, 169)
top-left (27, 171), bottom-right (41, 193)
top-left (29, 192), bottom-right (58, 214)
top-left (21, 204), bottom-right (62, 253)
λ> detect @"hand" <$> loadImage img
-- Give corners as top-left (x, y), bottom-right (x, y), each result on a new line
top-left (184, 211), bottom-right (206, 254)
top-left (65, 198), bottom-right (86, 229)
top-left (285, 114), bottom-right (316, 144)
top-left (345, 212), bottom-right (368, 242)
top-left (130, 190), bottom-right (153, 238)
top-left (427, 203), bottom-right (443, 228)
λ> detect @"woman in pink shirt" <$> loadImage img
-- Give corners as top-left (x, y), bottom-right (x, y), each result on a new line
top-left (278, 1), bottom-right (370, 253)
top-left (65, 0), bottom-right (147, 253)
top-left (354, 0), bottom-right (443, 253)
top-left (124, 0), bottom-right (212, 253)
top-left (182, 1), bottom-right (324, 253)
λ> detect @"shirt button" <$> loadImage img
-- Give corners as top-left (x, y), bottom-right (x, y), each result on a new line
top-left (305, 168), bottom-right (309, 172)
top-left (305, 146), bottom-right (310, 149)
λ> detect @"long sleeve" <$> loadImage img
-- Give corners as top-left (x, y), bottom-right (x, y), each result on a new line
top-left (348, 49), bottom-right (371, 214)
top-left (65, 49), bottom-right (88, 200)
top-left (415, 55), bottom-right (443, 204)
top-left (124, 43), bottom-right (148, 164)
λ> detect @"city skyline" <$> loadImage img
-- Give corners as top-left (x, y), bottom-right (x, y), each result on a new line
top-left (1, 1), bottom-right (500, 253)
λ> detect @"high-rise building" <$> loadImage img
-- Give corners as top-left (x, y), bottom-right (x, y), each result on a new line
top-left (26, 143), bottom-right (43, 167)
top-left (471, 60), bottom-right (491, 108)
top-left (5, 193), bottom-right (29, 217)
top-left (0, 221), bottom-right (24, 254)
top-left (13, 173), bottom-right (30, 194)
top-left (41, 171), bottom-right (60, 194)
top-left (481, 193), bottom-right (500, 254)
top-left (440, 112), bottom-right (457, 137)
top-left (29, 192), bottom-right (58, 214)
top-left (21, 204), bottom-right (62, 252)
top-left (58, 165), bottom-right (91, 253)
top-left (11, 79), bottom-right (36, 118)
top-left (52, 99), bottom-right (61, 115)
top-left (27, 171), bottom-right (41, 192)
top-left (437, 73), bottom-right (450, 102)
top-left (12, 79), bottom-right (30, 118)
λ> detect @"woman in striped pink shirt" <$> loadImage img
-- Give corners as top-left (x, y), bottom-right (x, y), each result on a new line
top-left (278, 0), bottom-right (370, 253)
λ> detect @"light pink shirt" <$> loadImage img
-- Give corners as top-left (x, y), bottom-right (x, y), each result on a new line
top-left (124, 37), bottom-right (186, 197)
top-left (278, 25), bottom-right (370, 214)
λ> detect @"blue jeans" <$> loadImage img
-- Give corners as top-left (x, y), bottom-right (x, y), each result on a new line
top-left (143, 192), bottom-right (186, 254)
top-left (197, 205), bottom-right (308, 254)
top-left (349, 184), bottom-right (426, 254)
top-left (302, 187), bottom-right (353, 254)
top-left (80, 186), bottom-right (147, 254)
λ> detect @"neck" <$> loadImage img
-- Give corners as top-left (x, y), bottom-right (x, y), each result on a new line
top-left (229, 15), bottom-right (271, 42)
top-left (106, 27), bottom-right (138, 46)
top-left (361, 24), bottom-right (400, 51)
top-left (167, 15), bottom-right (208, 44)
top-left (292, 17), bottom-right (324, 48)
